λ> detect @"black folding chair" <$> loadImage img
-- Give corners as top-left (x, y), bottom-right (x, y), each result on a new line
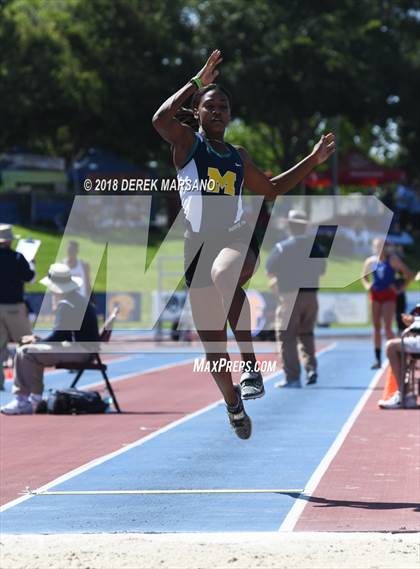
top-left (400, 325), bottom-right (420, 409)
top-left (55, 307), bottom-right (121, 413)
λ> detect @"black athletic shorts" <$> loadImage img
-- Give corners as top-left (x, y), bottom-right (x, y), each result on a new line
top-left (184, 222), bottom-right (260, 289)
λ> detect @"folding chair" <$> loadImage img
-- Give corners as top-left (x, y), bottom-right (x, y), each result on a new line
top-left (55, 306), bottom-right (121, 413)
top-left (400, 325), bottom-right (420, 409)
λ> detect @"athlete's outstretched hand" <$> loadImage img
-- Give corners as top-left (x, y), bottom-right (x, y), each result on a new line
top-left (196, 50), bottom-right (223, 86)
top-left (312, 133), bottom-right (336, 165)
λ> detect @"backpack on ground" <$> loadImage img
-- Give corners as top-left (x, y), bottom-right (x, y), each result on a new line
top-left (46, 388), bottom-right (109, 414)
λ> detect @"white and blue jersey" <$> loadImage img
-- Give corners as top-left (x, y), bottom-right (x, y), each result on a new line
top-left (177, 132), bottom-right (245, 235)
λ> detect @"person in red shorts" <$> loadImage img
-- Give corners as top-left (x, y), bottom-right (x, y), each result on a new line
top-left (362, 238), bottom-right (413, 369)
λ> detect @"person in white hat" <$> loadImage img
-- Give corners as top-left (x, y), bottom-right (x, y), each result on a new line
top-left (0, 224), bottom-right (34, 390)
top-left (266, 210), bottom-right (326, 388)
top-left (1, 263), bottom-right (100, 415)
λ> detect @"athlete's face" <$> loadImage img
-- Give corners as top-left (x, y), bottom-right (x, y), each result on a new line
top-left (196, 90), bottom-right (231, 135)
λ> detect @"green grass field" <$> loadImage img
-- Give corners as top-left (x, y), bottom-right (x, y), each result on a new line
top-left (14, 224), bottom-right (419, 329)
top-left (15, 224), bottom-right (419, 295)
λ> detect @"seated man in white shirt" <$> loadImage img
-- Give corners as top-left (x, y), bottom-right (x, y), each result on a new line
top-left (1, 263), bottom-right (99, 415)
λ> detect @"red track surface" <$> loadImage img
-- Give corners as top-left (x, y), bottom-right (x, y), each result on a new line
top-left (0, 354), bottom-right (278, 506)
top-left (296, 367), bottom-right (420, 532)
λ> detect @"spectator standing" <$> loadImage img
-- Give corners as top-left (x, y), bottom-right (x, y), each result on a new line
top-left (395, 256), bottom-right (409, 334)
top-left (63, 241), bottom-right (91, 298)
top-left (362, 239), bottom-right (413, 369)
top-left (381, 187), bottom-right (395, 212)
top-left (395, 183), bottom-right (415, 230)
top-left (0, 225), bottom-right (34, 390)
top-left (395, 276), bottom-right (407, 334)
top-left (266, 210), bottom-right (326, 388)
top-left (410, 184), bottom-right (420, 234)
top-left (1, 263), bottom-right (100, 415)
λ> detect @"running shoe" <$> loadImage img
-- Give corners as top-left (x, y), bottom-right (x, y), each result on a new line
top-left (371, 361), bottom-right (381, 370)
top-left (226, 385), bottom-right (252, 440)
top-left (378, 391), bottom-right (401, 409)
top-left (306, 371), bottom-right (318, 385)
top-left (1, 396), bottom-right (33, 415)
top-left (240, 371), bottom-right (265, 400)
top-left (274, 377), bottom-right (301, 388)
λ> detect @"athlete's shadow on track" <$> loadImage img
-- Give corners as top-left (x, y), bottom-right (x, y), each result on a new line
top-left (291, 494), bottom-right (420, 512)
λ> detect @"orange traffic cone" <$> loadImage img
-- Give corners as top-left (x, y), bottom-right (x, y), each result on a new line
top-left (381, 365), bottom-right (399, 401)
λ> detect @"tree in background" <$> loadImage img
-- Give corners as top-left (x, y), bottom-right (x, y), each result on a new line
top-left (0, 0), bottom-right (194, 167)
top-left (0, 0), bottom-right (419, 178)
top-left (396, 4), bottom-right (420, 178)
top-left (188, 0), bottom-right (419, 173)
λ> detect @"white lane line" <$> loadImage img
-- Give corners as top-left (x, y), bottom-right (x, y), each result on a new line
top-left (278, 364), bottom-right (386, 532)
top-left (0, 396), bottom-right (225, 513)
top-left (79, 356), bottom-right (197, 391)
top-left (3, 355), bottom-right (141, 383)
top-left (3, 356), bottom-right (196, 392)
top-left (0, 343), bottom-right (337, 514)
top-left (24, 488), bottom-right (304, 496)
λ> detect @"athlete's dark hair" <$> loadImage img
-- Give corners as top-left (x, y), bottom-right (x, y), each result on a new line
top-left (175, 107), bottom-right (199, 130)
top-left (191, 83), bottom-right (232, 110)
top-left (175, 84), bottom-right (232, 131)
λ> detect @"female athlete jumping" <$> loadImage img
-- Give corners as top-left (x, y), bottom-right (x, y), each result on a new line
top-left (153, 50), bottom-right (335, 439)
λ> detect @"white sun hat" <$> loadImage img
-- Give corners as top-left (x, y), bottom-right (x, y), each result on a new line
top-left (0, 224), bottom-right (20, 242)
top-left (287, 209), bottom-right (308, 224)
top-left (40, 263), bottom-right (82, 294)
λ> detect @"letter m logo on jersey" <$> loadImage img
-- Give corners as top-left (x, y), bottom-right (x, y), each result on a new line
top-left (207, 167), bottom-right (236, 196)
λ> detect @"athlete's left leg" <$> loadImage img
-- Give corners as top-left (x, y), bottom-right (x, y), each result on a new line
top-left (211, 244), bottom-right (264, 399)
top-left (211, 243), bottom-right (259, 369)
top-left (188, 285), bottom-right (253, 439)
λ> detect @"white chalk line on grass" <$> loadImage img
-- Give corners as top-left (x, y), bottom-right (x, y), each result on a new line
top-left (278, 362), bottom-right (387, 532)
top-left (0, 342), bottom-right (337, 514)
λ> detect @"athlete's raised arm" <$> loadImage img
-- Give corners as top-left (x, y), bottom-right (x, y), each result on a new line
top-left (152, 50), bottom-right (223, 168)
top-left (237, 133), bottom-right (336, 199)
top-left (361, 256), bottom-right (375, 291)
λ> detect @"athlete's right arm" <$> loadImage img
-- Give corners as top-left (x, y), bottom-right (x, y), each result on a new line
top-left (361, 257), bottom-right (373, 290)
top-left (152, 50), bottom-right (223, 168)
top-left (152, 82), bottom-right (197, 166)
